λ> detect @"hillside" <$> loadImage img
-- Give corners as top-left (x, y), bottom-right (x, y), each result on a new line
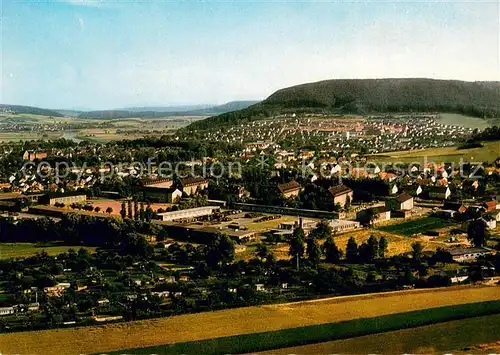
top-left (186, 79), bottom-right (500, 131)
top-left (78, 101), bottom-right (259, 119)
top-left (0, 104), bottom-right (64, 117)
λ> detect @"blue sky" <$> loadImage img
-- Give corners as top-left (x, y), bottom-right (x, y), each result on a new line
top-left (1, 0), bottom-right (499, 109)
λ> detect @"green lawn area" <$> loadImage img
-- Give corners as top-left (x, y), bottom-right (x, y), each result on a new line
top-left (0, 243), bottom-right (96, 260)
top-left (377, 217), bottom-right (455, 236)
top-left (103, 300), bottom-right (500, 355)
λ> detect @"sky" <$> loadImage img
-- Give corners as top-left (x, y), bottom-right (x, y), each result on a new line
top-left (1, 0), bottom-right (499, 110)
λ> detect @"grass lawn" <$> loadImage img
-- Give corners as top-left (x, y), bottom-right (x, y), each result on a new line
top-left (0, 243), bottom-right (96, 260)
top-left (377, 217), bottom-right (455, 236)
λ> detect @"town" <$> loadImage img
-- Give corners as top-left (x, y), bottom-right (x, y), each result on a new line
top-left (0, 119), bottom-right (498, 335)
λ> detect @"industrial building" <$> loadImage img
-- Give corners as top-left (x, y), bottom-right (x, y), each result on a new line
top-left (156, 206), bottom-right (220, 221)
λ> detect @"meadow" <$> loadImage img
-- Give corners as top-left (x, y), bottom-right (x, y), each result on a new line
top-left (1, 285), bottom-right (499, 355)
top-left (0, 243), bottom-right (96, 259)
top-left (438, 113), bottom-right (491, 129)
top-left (370, 141), bottom-right (499, 165)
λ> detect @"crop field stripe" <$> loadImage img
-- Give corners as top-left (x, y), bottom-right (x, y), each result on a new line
top-left (104, 300), bottom-right (500, 355)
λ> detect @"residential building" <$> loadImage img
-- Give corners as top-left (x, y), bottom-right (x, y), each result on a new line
top-left (327, 184), bottom-right (353, 208)
top-left (357, 206), bottom-right (391, 224)
top-left (179, 177), bottom-right (208, 196)
top-left (393, 192), bottom-right (414, 211)
top-left (277, 180), bottom-right (300, 198)
top-left (22, 150), bottom-right (48, 161)
top-left (142, 186), bottom-right (182, 203)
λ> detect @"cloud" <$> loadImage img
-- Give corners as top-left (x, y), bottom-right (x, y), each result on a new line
top-left (60, 0), bottom-right (103, 7)
top-left (78, 17), bottom-right (85, 31)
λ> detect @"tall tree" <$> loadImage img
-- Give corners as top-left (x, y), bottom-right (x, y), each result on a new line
top-left (411, 242), bottom-right (424, 262)
top-left (289, 227), bottom-right (306, 269)
top-left (378, 236), bottom-right (389, 258)
top-left (323, 236), bottom-right (342, 263)
top-left (359, 235), bottom-right (379, 262)
top-left (467, 219), bottom-right (489, 247)
top-left (206, 234), bottom-right (235, 268)
top-left (307, 237), bottom-right (322, 267)
top-left (133, 199), bottom-right (139, 221)
top-left (346, 237), bottom-right (359, 263)
top-left (120, 201), bottom-right (126, 219)
top-left (127, 200), bottom-right (133, 219)
top-left (311, 220), bottom-right (332, 240)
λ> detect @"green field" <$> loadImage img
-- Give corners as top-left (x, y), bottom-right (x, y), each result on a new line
top-left (0, 243), bottom-right (96, 259)
top-left (370, 141), bottom-right (499, 165)
top-left (103, 300), bottom-right (500, 355)
top-left (438, 113), bottom-right (491, 129)
top-left (377, 217), bottom-right (455, 236)
top-left (261, 313), bottom-right (500, 354)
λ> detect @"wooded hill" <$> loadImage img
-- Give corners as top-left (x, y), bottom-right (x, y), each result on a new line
top-left (0, 104), bottom-right (64, 117)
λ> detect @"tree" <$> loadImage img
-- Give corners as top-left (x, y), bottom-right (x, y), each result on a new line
top-left (310, 220), bottom-right (332, 240)
top-left (378, 236), bottom-right (389, 258)
top-left (345, 195), bottom-right (351, 210)
top-left (323, 236), bottom-right (342, 263)
top-left (289, 227), bottom-right (306, 269)
top-left (346, 237), bottom-right (359, 263)
top-left (139, 202), bottom-right (145, 221)
top-left (106, 207), bottom-right (113, 215)
top-left (94, 206), bottom-right (101, 213)
top-left (255, 244), bottom-right (270, 261)
top-left (467, 219), bottom-right (489, 247)
top-left (411, 242), bottom-right (424, 262)
top-left (206, 234), bottom-right (235, 268)
top-left (359, 235), bottom-right (379, 263)
top-left (307, 238), bottom-right (322, 267)
top-left (133, 199), bottom-right (139, 221)
top-left (120, 202), bottom-right (126, 219)
top-left (127, 200), bottom-right (133, 219)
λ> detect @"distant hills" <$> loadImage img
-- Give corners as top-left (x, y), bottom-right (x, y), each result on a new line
top-left (186, 79), bottom-right (500, 131)
top-left (0, 104), bottom-right (64, 117)
top-left (77, 101), bottom-right (260, 119)
top-left (0, 101), bottom-right (260, 120)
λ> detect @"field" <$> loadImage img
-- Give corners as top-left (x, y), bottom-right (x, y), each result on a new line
top-left (438, 113), bottom-right (491, 129)
top-left (0, 243), bottom-right (96, 259)
top-left (377, 216), bottom-right (455, 236)
top-left (0, 131), bottom-right (62, 142)
top-left (260, 313), bottom-right (500, 354)
top-left (108, 301), bottom-right (500, 355)
top-left (1, 285), bottom-right (499, 355)
top-left (369, 141), bottom-right (499, 164)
